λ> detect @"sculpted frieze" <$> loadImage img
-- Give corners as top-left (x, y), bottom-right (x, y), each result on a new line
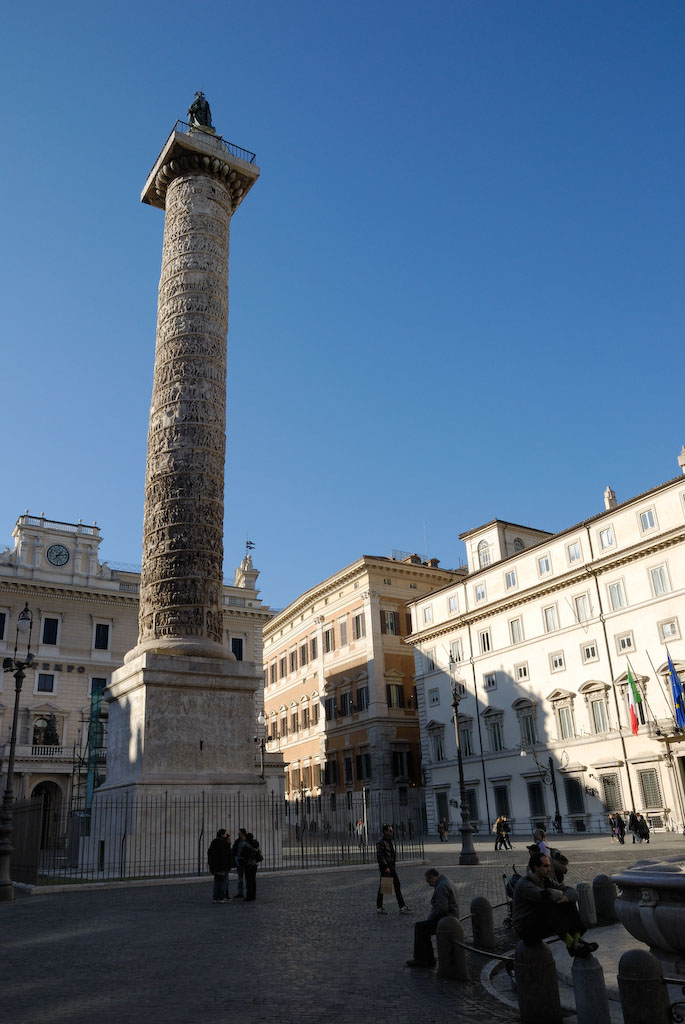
top-left (152, 359), bottom-right (226, 388)
top-left (143, 500), bottom-right (221, 532)
top-left (159, 293), bottom-right (227, 320)
top-left (154, 332), bottom-right (225, 360)
top-left (145, 477), bottom-right (223, 502)
top-left (146, 426), bottom-right (225, 458)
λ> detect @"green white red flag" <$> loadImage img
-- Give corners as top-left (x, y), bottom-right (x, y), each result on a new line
top-left (627, 665), bottom-right (642, 736)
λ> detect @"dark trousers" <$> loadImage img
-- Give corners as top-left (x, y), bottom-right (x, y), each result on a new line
top-left (235, 864), bottom-right (245, 894)
top-left (244, 864), bottom-right (257, 900)
top-left (413, 915), bottom-right (444, 964)
top-left (517, 901), bottom-right (585, 944)
top-left (377, 869), bottom-right (405, 909)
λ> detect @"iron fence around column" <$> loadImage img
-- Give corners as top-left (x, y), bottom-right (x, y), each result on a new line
top-left (14, 789), bottom-right (424, 886)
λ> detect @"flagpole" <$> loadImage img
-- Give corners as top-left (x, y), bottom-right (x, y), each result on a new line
top-left (645, 649), bottom-right (680, 732)
top-left (626, 656), bottom-right (651, 729)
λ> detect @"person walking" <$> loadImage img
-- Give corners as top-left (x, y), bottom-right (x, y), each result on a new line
top-left (376, 823), bottom-right (410, 915)
top-left (438, 817), bottom-right (449, 842)
top-left (636, 813), bottom-right (651, 843)
top-left (615, 813), bottom-right (626, 844)
top-left (239, 831), bottom-right (262, 901)
top-left (512, 850), bottom-right (599, 958)
top-left (207, 828), bottom-right (231, 904)
top-left (494, 816), bottom-right (506, 851)
top-left (232, 828), bottom-right (247, 897)
top-left (628, 810), bottom-right (640, 843)
top-left (406, 869), bottom-right (459, 968)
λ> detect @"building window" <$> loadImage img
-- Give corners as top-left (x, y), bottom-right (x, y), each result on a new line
top-left (37, 673), bottom-right (54, 693)
top-left (409, 583), bottom-right (417, 590)
top-left (300, 642), bottom-right (308, 667)
top-left (428, 687), bottom-right (440, 706)
top-left (538, 554), bottom-right (552, 576)
top-left (383, 577), bottom-right (392, 586)
top-left (459, 723), bottom-right (473, 757)
top-left (290, 710), bottom-right (299, 733)
top-left (513, 538), bottom-right (524, 553)
top-left (310, 636), bottom-right (318, 661)
top-left (582, 641), bottom-right (599, 663)
top-left (505, 569), bottom-right (517, 589)
top-left (658, 618), bottom-right (680, 642)
top-left (289, 649), bottom-right (297, 672)
top-left (616, 631), bottom-right (635, 654)
top-left (638, 768), bottom-right (662, 807)
top-left (475, 584), bottom-right (486, 603)
top-left (478, 540), bottom-right (491, 569)
top-left (339, 692), bottom-right (352, 717)
top-left (231, 638), bottom-right (244, 661)
top-left (450, 638), bottom-right (463, 663)
top-left (301, 705), bottom-right (310, 729)
top-left (352, 612), bottom-right (365, 640)
top-left (386, 683), bottom-right (405, 709)
top-left (599, 527), bottom-right (615, 550)
top-left (639, 508), bottom-right (657, 534)
top-left (423, 606), bottom-right (433, 625)
top-left (311, 703), bottom-right (320, 726)
top-left (521, 712), bottom-right (537, 745)
top-left (338, 616), bottom-right (349, 646)
top-left (424, 648), bottom-right (436, 672)
top-left (269, 663), bottom-right (277, 685)
top-left (567, 540), bottom-right (581, 563)
top-left (494, 785), bottom-right (511, 818)
top-left (356, 752), bottom-right (372, 779)
top-left (381, 610), bottom-right (400, 635)
top-left (90, 677), bottom-right (107, 697)
top-left (543, 605), bottom-right (559, 633)
top-left (564, 777), bottom-right (585, 815)
top-left (279, 656), bottom-right (287, 679)
top-left (324, 759), bottom-right (338, 786)
top-left (484, 672), bottom-right (497, 691)
top-left (324, 697), bottom-right (336, 721)
top-left (94, 623), bottom-right (110, 650)
top-left (488, 719), bottom-right (504, 752)
top-left (600, 773), bottom-right (622, 811)
top-left (558, 706), bottom-right (575, 739)
top-left (550, 651), bottom-right (565, 673)
top-left (479, 630), bottom-right (492, 654)
top-left (0, 611), bottom-right (5, 640)
top-left (608, 581), bottom-right (626, 611)
top-left (392, 750), bottom-right (412, 778)
top-left (574, 594), bottom-right (590, 623)
top-left (591, 698), bottom-right (609, 733)
top-left (42, 618), bottom-right (59, 646)
top-left (448, 595), bottom-right (458, 613)
top-left (527, 780), bottom-right (546, 817)
top-left (324, 627), bottom-right (335, 653)
top-left (650, 565), bottom-right (670, 597)
top-left (509, 618), bottom-right (523, 645)
top-left (515, 662), bottom-right (529, 682)
top-left (431, 732), bottom-right (444, 761)
top-left (356, 685), bottom-right (369, 711)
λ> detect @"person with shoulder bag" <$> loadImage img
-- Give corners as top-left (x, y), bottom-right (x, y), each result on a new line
top-left (240, 831), bottom-right (262, 901)
top-left (207, 828), bottom-right (231, 904)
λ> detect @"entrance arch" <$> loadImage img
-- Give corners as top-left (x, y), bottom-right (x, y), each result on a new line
top-left (31, 781), bottom-right (62, 849)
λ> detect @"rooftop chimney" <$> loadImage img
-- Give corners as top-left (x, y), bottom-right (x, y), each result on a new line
top-left (604, 486), bottom-right (617, 511)
top-left (678, 445), bottom-right (685, 475)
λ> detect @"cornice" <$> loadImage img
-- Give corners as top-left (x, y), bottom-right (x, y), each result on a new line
top-left (405, 523), bottom-right (685, 646)
top-left (0, 581), bottom-right (139, 608)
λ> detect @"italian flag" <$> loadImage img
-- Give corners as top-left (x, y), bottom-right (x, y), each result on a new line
top-left (627, 665), bottom-right (642, 736)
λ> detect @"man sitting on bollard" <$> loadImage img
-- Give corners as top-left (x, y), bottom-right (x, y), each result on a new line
top-left (513, 851), bottom-right (598, 958)
top-left (406, 868), bottom-right (459, 968)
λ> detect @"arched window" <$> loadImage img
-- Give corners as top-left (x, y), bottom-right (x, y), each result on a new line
top-left (33, 717), bottom-right (49, 745)
top-left (477, 540), bottom-right (491, 569)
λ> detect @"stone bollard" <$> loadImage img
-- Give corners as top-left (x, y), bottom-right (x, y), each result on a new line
top-left (436, 916), bottom-right (469, 980)
top-left (471, 895), bottom-right (496, 952)
top-left (572, 954), bottom-right (611, 1024)
top-left (618, 949), bottom-right (671, 1024)
top-left (593, 874), bottom-right (618, 924)
top-left (577, 881), bottom-right (597, 928)
top-left (514, 941), bottom-right (563, 1024)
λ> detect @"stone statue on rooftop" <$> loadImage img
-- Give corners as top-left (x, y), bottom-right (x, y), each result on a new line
top-left (188, 91), bottom-right (214, 131)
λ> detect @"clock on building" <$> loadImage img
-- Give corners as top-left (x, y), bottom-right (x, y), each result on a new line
top-left (46, 543), bottom-right (70, 567)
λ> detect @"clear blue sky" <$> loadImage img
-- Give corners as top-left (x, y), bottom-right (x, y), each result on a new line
top-left (3, 1), bottom-right (684, 610)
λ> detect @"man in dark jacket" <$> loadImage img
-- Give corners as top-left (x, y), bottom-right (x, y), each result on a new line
top-left (207, 829), bottom-right (231, 904)
top-left (232, 828), bottom-right (247, 897)
top-left (406, 869), bottom-right (459, 967)
top-left (376, 823), bottom-right (409, 914)
top-left (513, 851), bottom-right (598, 957)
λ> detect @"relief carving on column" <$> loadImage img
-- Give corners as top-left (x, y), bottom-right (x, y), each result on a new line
top-left (136, 171), bottom-right (234, 658)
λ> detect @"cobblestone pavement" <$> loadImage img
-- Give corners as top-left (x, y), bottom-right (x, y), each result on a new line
top-left (2, 833), bottom-right (682, 1024)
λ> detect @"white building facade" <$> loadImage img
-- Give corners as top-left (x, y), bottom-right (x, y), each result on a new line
top-left (407, 460), bottom-right (685, 838)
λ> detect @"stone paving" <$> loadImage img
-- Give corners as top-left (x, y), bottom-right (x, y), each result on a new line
top-left (2, 832), bottom-right (683, 1024)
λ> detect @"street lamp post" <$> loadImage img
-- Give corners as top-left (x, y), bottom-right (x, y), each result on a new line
top-left (0, 604), bottom-right (34, 901)
top-left (449, 655), bottom-right (479, 865)
top-left (255, 710), bottom-right (267, 779)
top-left (520, 743), bottom-right (563, 832)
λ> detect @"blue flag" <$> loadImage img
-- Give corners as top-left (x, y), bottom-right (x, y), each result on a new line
top-left (667, 652), bottom-right (685, 729)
